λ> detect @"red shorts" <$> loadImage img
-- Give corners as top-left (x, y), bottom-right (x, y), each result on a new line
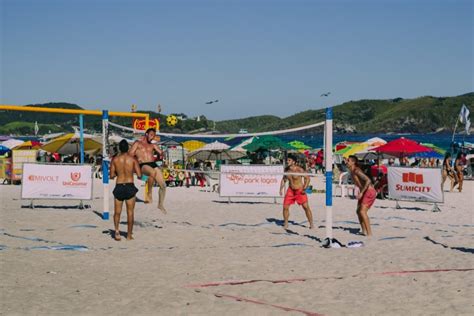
top-left (358, 186), bottom-right (377, 208)
top-left (284, 188), bottom-right (308, 206)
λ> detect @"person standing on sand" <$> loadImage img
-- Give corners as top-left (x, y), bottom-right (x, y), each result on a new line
top-left (129, 128), bottom-right (168, 213)
top-left (347, 155), bottom-right (377, 236)
top-left (110, 140), bottom-right (142, 241)
top-left (441, 152), bottom-right (457, 192)
top-left (279, 154), bottom-right (314, 230)
top-left (454, 153), bottom-right (465, 192)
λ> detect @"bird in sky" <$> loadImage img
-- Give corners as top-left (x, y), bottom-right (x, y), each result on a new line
top-left (205, 99), bottom-right (219, 104)
top-left (320, 92), bottom-right (331, 97)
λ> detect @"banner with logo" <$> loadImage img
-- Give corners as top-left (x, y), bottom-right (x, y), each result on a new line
top-left (21, 163), bottom-right (93, 200)
top-left (219, 165), bottom-right (284, 197)
top-left (132, 118), bottom-right (160, 131)
top-left (387, 167), bottom-right (443, 203)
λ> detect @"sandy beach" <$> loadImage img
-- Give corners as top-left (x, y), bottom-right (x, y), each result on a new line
top-left (1, 175), bottom-right (473, 315)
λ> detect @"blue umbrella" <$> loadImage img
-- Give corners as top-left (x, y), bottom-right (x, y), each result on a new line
top-left (410, 150), bottom-right (443, 159)
top-left (0, 145), bottom-right (10, 155)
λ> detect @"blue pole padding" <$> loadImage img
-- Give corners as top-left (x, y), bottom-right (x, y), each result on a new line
top-left (79, 114), bottom-right (84, 164)
top-left (326, 107), bottom-right (333, 119)
top-left (102, 160), bottom-right (109, 185)
top-left (325, 171), bottom-right (333, 206)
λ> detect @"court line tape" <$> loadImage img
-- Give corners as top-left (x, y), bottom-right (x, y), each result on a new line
top-left (213, 293), bottom-right (323, 316)
top-left (185, 268), bottom-right (473, 288)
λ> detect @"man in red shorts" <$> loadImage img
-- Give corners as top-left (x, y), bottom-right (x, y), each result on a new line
top-left (279, 154), bottom-right (314, 230)
top-left (347, 155), bottom-right (377, 236)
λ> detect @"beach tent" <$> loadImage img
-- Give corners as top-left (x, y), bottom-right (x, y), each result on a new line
top-left (182, 140), bottom-right (206, 152)
top-left (373, 137), bottom-right (432, 158)
top-left (188, 141), bottom-right (245, 161)
top-left (41, 132), bottom-right (102, 155)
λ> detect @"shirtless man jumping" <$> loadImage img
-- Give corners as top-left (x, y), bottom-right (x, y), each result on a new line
top-left (110, 140), bottom-right (142, 241)
top-left (347, 155), bottom-right (377, 236)
top-left (129, 128), bottom-right (167, 213)
top-left (279, 154), bottom-right (314, 230)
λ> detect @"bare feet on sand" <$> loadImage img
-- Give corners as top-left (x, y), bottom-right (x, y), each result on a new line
top-left (114, 230), bottom-right (121, 241)
top-left (126, 234), bottom-right (134, 241)
top-left (158, 204), bottom-right (167, 214)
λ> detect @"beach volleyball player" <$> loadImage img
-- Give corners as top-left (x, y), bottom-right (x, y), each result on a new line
top-left (110, 140), bottom-right (142, 241)
top-left (280, 154), bottom-right (314, 230)
top-left (347, 155), bottom-right (376, 236)
top-left (129, 128), bottom-right (167, 213)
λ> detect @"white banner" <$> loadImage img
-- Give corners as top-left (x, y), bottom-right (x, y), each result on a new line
top-left (219, 165), bottom-right (284, 197)
top-left (21, 163), bottom-right (93, 200)
top-left (387, 167), bottom-right (443, 203)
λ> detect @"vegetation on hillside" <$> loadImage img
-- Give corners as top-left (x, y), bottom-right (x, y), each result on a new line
top-left (0, 93), bottom-right (472, 135)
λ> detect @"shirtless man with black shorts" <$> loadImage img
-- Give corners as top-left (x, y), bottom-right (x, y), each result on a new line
top-left (279, 154), bottom-right (314, 230)
top-left (110, 140), bottom-right (142, 241)
top-left (347, 155), bottom-right (376, 236)
top-left (129, 128), bottom-right (167, 213)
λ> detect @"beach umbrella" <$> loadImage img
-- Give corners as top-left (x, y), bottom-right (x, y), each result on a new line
top-left (0, 145), bottom-right (10, 155)
top-left (41, 132), bottom-right (102, 155)
top-left (188, 141), bottom-right (245, 161)
top-left (288, 140), bottom-right (311, 150)
top-left (243, 135), bottom-right (293, 152)
top-left (364, 137), bottom-right (387, 147)
top-left (14, 140), bottom-right (42, 150)
top-left (420, 143), bottom-right (446, 155)
top-left (232, 137), bottom-right (255, 152)
top-left (373, 137), bottom-right (432, 158)
top-left (182, 140), bottom-right (206, 152)
top-left (1, 139), bottom-right (24, 149)
top-left (340, 143), bottom-right (369, 158)
top-left (409, 150), bottom-right (444, 159)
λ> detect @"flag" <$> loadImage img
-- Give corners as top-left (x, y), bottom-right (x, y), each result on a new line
top-left (34, 121), bottom-right (39, 136)
top-left (458, 104), bottom-right (471, 135)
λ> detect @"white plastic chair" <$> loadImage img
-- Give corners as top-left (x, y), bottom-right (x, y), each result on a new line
top-left (334, 172), bottom-right (355, 198)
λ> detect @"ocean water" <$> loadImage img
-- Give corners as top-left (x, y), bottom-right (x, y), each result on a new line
top-left (175, 133), bottom-right (473, 151)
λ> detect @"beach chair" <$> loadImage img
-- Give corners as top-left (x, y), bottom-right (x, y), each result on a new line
top-left (334, 172), bottom-right (355, 198)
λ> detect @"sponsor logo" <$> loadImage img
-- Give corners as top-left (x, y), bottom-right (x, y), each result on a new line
top-left (71, 172), bottom-right (81, 181)
top-left (402, 172), bottom-right (423, 184)
top-left (27, 175), bottom-right (59, 182)
top-left (133, 118), bottom-right (160, 131)
top-left (396, 172), bottom-right (431, 193)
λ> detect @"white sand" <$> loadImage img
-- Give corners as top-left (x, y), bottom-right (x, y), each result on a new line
top-left (1, 175), bottom-right (473, 315)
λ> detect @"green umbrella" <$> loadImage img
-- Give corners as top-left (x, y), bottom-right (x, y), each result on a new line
top-left (243, 135), bottom-right (294, 152)
top-left (421, 143), bottom-right (446, 155)
top-left (288, 140), bottom-right (311, 150)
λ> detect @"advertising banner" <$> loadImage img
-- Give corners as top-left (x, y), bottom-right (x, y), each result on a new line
top-left (21, 163), bottom-right (93, 200)
top-left (219, 165), bottom-right (284, 197)
top-left (387, 167), bottom-right (443, 203)
top-left (12, 150), bottom-right (38, 181)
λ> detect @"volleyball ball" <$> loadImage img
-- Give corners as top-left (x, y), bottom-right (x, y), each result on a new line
top-left (166, 115), bottom-right (178, 127)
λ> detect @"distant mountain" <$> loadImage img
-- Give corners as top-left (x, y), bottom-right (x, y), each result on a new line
top-left (1, 93), bottom-right (473, 135)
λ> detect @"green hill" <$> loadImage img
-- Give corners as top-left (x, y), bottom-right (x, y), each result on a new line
top-left (1, 93), bottom-right (473, 135)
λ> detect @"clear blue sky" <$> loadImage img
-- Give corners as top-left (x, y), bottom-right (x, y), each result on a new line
top-left (1, 0), bottom-right (472, 120)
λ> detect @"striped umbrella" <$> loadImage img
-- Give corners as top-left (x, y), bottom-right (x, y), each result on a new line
top-left (41, 133), bottom-right (102, 154)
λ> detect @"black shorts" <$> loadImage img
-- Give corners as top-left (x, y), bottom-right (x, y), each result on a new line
top-left (113, 183), bottom-right (138, 201)
top-left (139, 162), bottom-right (158, 169)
